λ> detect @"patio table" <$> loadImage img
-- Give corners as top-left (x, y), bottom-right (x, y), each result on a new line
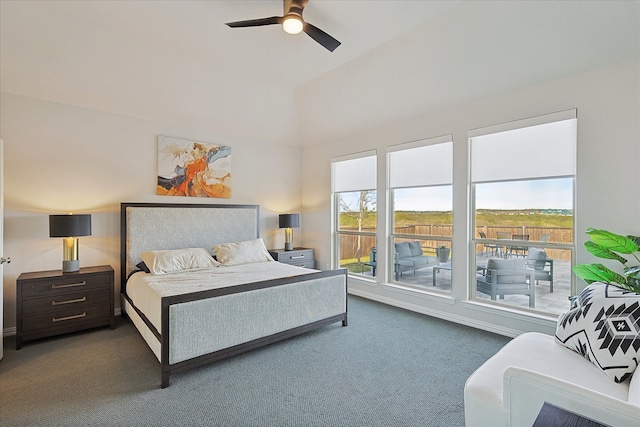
top-left (432, 262), bottom-right (451, 286)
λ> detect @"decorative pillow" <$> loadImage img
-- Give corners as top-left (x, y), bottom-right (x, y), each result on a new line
top-left (555, 283), bottom-right (640, 383)
top-left (140, 248), bottom-right (219, 275)
top-left (395, 242), bottom-right (412, 259)
top-left (212, 238), bottom-right (272, 266)
top-left (408, 241), bottom-right (423, 257)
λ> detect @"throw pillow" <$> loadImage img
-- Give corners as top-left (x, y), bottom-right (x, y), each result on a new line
top-left (395, 242), bottom-right (412, 259)
top-left (141, 247), bottom-right (219, 275)
top-left (408, 241), bottom-right (423, 257)
top-left (212, 238), bottom-right (273, 266)
top-left (555, 283), bottom-right (640, 383)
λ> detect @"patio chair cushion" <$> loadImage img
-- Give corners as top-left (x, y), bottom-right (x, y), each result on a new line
top-left (409, 241), bottom-right (423, 256)
top-left (527, 248), bottom-right (547, 270)
top-left (486, 258), bottom-right (527, 284)
top-left (555, 283), bottom-right (640, 383)
top-left (396, 242), bottom-right (413, 259)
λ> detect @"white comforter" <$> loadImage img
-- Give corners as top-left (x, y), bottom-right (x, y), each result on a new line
top-left (127, 260), bottom-right (316, 331)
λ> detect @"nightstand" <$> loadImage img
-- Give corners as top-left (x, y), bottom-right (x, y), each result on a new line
top-left (268, 248), bottom-right (315, 268)
top-left (16, 265), bottom-right (115, 349)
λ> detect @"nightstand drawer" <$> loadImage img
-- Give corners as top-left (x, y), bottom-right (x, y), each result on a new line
top-left (290, 260), bottom-right (315, 269)
top-left (271, 249), bottom-right (314, 263)
top-left (21, 274), bottom-right (111, 298)
top-left (21, 303), bottom-right (112, 332)
top-left (16, 265), bottom-right (115, 349)
top-left (268, 248), bottom-right (315, 268)
top-left (22, 289), bottom-right (111, 313)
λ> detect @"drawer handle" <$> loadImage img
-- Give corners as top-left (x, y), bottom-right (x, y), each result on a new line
top-left (51, 281), bottom-right (86, 289)
top-left (52, 297), bottom-right (86, 306)
top-left (52, 312), bottom-right (87, 322)
top-left (290, 255), bottom-right (305, 259)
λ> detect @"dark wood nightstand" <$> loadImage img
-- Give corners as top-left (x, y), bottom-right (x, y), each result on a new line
top-left (268, 248), bottom-right (315, 268)
top-left (16, 265), bottom-right (115, 349)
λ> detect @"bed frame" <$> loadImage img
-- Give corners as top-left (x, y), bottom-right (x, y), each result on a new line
top-left (120, 202), bottom-right (348, 388)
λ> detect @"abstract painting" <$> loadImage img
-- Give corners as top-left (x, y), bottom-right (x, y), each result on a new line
top-left (157, 136), bottom-right (231, 198)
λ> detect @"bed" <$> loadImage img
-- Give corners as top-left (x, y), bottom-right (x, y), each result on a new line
top-left (120, 202), bottom-right (348, 388)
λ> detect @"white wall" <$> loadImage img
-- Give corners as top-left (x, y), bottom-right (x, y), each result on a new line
top-left (1, 93), bottom-right (303, 332)
top-left (301, 59), bottom-right (640, 337)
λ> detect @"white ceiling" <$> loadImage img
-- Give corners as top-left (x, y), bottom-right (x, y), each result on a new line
top-left (1, 1), bottom-right (639, 146)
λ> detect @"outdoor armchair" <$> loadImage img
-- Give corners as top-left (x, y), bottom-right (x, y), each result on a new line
top-left (525, 247), bottom-right (554, 292)
top-left (476, 258), bottom-right (536, 308)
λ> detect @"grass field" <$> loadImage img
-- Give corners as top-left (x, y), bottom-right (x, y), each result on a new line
top-left (341, 210), bottom-right (573, 229)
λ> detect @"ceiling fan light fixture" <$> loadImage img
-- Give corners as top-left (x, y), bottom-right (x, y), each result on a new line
top-left (282, 16), bottom-right (303, 34)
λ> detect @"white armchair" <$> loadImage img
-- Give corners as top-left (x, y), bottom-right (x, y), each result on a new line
top-left (464, 332), bottom-right (640, 426)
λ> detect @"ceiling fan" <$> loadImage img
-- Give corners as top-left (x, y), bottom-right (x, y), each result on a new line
top-left (225, 0), bottom-right (341, 52)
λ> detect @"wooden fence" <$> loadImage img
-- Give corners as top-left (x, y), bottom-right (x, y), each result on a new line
top-left (339, 225), bottom-right (573, 261)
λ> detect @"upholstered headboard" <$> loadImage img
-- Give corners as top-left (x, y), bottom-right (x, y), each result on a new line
top-left (120, 203), bottom-right (260, 290)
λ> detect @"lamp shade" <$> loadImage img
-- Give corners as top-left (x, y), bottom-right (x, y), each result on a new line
top-left (279, 214), bottom-right (300, 229)
top-left (49, 214), bottom-right (92, 237)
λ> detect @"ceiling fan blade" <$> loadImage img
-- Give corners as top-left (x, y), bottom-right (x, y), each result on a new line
top-left (226, 16), bottom-right (282, 28)
top-left (303, 22), bottom-right (341, 52)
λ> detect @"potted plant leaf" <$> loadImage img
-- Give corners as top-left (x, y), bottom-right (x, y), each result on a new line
top-left (572, 228), bottom-right (640, 293)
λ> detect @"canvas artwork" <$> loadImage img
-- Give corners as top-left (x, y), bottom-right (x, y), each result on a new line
top-left (157, 136), bottom-right (231, 198)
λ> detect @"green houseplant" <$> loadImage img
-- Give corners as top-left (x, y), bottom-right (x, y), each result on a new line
top-left (572, 228), bottom-right (640, 293)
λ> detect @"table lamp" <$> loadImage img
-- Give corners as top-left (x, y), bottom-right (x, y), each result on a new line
top-left (279, 213), bottom-right (300, 251)
top-left (49, 214), bottom-right (92, 273)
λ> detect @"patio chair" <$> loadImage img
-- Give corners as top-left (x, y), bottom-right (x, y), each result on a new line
top-left (479, 231), bottom-right (500, 257)
top-left (476, 258), bottom-right (536, 308)
top-left (494, 231), bottom-right (511, 257)
top-left (365, 247), bottom-right (377, 276)
top-left (525, 247), bottom-right (554, 292)
top-left (506, 234), bottom-right (529, 258)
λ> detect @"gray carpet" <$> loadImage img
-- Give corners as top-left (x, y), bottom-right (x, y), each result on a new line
top-left (0, 295), bottom-right (509, 426)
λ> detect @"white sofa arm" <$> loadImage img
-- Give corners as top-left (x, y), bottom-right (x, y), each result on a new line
top-left (504, 367), bottom-right (640, 427)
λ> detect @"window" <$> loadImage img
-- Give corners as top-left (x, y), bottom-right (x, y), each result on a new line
top-left (470, 110), bottom-right (576, 315)
top-left (332, 153), bottom-right (377, 278)
top-left (388, 136), bottom-right (453, 292)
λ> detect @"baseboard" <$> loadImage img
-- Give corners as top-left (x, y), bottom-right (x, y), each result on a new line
top-left (3, 308), bottom-right (122, 337)
top-left (348, 288), bottom-right (522, 338)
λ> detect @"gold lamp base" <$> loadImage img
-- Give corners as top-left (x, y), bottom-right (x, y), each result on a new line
top-left (62, 237), bottom-right (80, 273)
top-left (284, 228), bottom-right (294, 251)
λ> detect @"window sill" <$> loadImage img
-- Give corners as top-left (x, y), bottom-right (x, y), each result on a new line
top-left (461, 299), bottom-right (558, 327)
top-left (382, 283), bottom-right (456, 305)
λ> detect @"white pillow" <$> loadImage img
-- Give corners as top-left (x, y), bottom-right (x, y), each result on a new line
top-left (555, 283), bottom-right (640, 383)
top-left (141, 248), bottom-right (219, 275)
top-left (212, 238), bottom-right (273, 266)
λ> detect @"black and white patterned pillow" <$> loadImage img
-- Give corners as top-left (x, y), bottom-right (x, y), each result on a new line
top-left (555, 283), bottom-right (640, 383)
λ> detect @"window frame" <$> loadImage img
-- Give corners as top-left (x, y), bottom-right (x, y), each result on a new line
top-left (468, 110), bottom-right (577, 314)
top-left (387, 136), bottom-right (453, 290)
top-left (331, 151), bottom-right (377, 278)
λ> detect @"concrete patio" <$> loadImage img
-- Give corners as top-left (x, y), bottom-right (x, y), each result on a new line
top-left (361, 256), bottom-right (573, 316)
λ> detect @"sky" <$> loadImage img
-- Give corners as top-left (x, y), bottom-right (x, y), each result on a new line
top-left (341, 177), bottom-right (574, 212)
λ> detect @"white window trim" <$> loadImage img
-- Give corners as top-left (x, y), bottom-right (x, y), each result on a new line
top-left (387, 135), bottom-right (454, 289)
top-left (331, 151), bottom-right (377, 274)
top-left (468, 109), bottom-right (576, 138)
top-left (468, 110), bottom-right (577, 315)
